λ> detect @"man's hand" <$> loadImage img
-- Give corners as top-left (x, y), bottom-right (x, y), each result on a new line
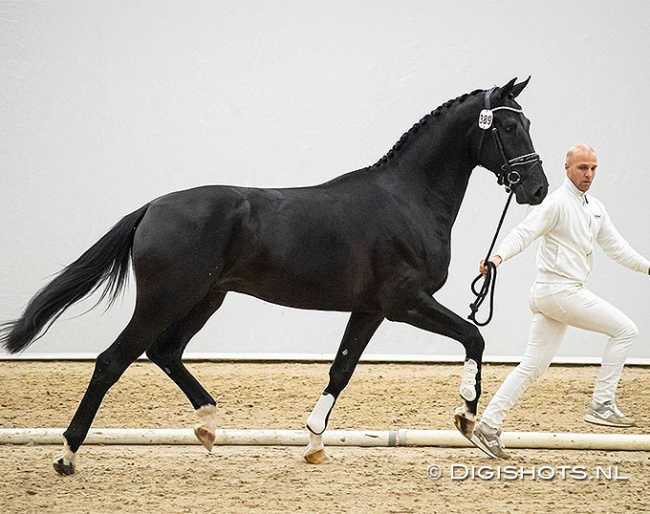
top-left (479, 255), bottom-right (503, 276)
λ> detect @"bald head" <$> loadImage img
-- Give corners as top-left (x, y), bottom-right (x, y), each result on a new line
top-left (566, 144), bottom-right (596, 164)
top-left (565, 144), bottom-right (597, 192)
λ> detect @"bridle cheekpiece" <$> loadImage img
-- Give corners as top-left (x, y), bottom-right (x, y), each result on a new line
top-left (476, 87), bottom-right (542, 193)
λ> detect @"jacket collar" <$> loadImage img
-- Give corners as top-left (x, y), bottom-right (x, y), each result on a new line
top-left (563, 177), bottom-right (588, 203)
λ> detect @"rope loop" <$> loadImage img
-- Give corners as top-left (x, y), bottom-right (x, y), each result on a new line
top-left (468, 261), bottom-right (497, 327)
top-left (467, 189), bottom-right (515, 326)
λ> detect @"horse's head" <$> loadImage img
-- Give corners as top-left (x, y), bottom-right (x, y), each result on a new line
top-left (471, 77), bottom-right (548, 205)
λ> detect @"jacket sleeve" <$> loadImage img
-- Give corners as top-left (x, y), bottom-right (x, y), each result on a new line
top-left (494, 199), bottom-right (559, 263)
top-left (596, 207), bottom-right (650, 274)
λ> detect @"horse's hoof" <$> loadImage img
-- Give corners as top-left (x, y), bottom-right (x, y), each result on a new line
top-left (454, 407), bottom-right (476, 440)
top-left (303, 448), bottom-right (329, 464)
top-left (53, 456), bottom-right (75, 476)
top-left (194, 426), bottom-right (216, 452)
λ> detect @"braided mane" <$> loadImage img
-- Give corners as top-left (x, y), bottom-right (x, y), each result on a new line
top-left (372, 89), bottom-right (482, 167)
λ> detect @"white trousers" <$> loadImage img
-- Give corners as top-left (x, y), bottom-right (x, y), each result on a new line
top-left (481, 282), bottom-right (638, 429)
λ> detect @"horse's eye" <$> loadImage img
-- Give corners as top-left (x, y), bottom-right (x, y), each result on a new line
top-left (503, 124), bottom-right (516, 134)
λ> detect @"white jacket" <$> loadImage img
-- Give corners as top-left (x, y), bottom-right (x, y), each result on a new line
top-left (495, 177), bottom-right (650, 284)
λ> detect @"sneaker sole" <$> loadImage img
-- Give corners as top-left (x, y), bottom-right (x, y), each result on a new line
top-left (584, 414), bottom-right (635, 428)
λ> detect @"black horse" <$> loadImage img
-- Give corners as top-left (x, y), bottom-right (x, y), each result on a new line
top-left (1, 78), bottom-right (547, 474)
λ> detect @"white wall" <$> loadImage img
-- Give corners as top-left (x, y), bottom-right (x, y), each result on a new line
top-left (1, 0), bottom-right (649, 362)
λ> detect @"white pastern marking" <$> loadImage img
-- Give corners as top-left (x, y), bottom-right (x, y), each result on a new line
top-left (54, 438), bottom-right (76, 467)
top-left (195, 404), bottom-right (218, 430)
top-left (306, 431), bottom-right (324, 452)
top-left (454, 404), bottom-right (476, 421)
top-left (194, 404), bottom-right (219, 451)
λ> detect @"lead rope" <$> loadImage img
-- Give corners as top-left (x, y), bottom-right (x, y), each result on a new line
top-left (468, 188), bottom-right (515, 326)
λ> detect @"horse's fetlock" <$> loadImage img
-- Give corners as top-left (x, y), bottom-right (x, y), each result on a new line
top-left (53, 437), bottom-right (77, 476)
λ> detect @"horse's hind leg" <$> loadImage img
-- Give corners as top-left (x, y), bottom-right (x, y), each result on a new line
top-left (146, 290), bottom-right (227, 451)
top-left (54, 314), bottom-right (167, 475)
top-left (53, 283), bottom-right (214, 475)
top-left (304, 312), bottom-right (383, 464)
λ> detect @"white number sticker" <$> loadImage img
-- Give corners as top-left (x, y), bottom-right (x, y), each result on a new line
top-left (478, 109), bottom-right (493, 130)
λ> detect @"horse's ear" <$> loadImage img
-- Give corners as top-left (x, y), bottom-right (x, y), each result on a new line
top-left (509, 76), bottom-right (531, 99)
top-left (492, 78), bottom-right (517, 105)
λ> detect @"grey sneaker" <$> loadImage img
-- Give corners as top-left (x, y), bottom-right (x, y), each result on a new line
top-left (470, 421), bottom-right (510, 459)
top-left (585, 400), bottom-right (635, 427)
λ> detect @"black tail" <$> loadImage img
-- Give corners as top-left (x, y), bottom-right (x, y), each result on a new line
top-left (0, 204), bottom-right (151, 354)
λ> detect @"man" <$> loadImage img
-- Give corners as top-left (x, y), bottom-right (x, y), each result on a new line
top-left (472, 144), bottom-right (650, 459)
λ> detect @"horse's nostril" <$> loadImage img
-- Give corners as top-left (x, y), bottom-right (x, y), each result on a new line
top-left (532, 185), bottom-right (546, 204)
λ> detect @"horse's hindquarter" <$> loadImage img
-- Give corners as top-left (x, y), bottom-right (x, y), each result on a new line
top-left (132, 186), bottom-right (251, 287)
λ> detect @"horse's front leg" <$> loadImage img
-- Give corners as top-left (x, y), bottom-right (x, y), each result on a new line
top-left (303, 312), bottom-right (383, 464)
top-left (386, 292), bottom-right (484, 439)
top-left (303, 393), bottom-right (335, 464)
top-left (454, 356), bottom-right (481, 439)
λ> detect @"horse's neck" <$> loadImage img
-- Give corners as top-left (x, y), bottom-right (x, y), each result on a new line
top-left (390, 124), bottom-right (475, 223)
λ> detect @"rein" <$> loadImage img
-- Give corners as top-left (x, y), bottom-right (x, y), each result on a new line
top-left (468, 189), bottom-right (514, 326)
top-left (468, 88), bottom-right (542, 326)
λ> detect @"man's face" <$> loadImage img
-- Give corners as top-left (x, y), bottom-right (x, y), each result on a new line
top-left (565, 149), bottom-right (597, 192)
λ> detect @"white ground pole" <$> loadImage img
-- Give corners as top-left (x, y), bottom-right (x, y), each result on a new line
top-left (1, 428), bottom-right (650, 451)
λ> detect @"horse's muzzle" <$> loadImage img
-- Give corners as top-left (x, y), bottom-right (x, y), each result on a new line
top-left (510, 157), bottom-right (547, 205)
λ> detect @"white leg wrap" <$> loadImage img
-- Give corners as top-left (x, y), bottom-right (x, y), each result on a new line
top-left (460, 358), bottom-right (478, 401)
top-left (306, 393), bottom-right (335, 435)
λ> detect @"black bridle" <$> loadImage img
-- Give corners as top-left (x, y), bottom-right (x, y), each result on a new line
top-left (476, 87), bottom-right (542, 194)
top-left (468, 88), bottom-right (543, 327)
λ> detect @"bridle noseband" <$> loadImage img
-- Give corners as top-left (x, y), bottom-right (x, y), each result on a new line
top-left (476, 87), bottom-right (542, 193)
